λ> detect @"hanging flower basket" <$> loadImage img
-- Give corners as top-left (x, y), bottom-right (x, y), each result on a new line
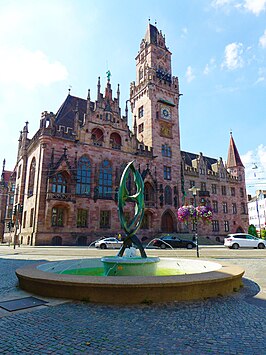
top-left (177, 205), bottom-right (213, 223)
top-left (196, 205), bottom-right (213, 223)
top-left (177, 205), bottom-right (197, 222)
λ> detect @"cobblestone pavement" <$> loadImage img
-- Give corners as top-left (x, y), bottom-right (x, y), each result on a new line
top-left (0, 247), bottom-right (265, 354)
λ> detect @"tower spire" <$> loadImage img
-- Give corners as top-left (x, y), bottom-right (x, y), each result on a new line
top-left (227, 132), bottom-right (244, 168)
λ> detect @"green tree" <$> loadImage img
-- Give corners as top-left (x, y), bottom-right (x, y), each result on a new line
top-left (260, 229), bottom-right (266, 239)
top-left (248, 224), bottom-right (258, 237)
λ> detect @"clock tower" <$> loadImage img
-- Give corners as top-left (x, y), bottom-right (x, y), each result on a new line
top-left (130, 23), bottom-right (181, 192)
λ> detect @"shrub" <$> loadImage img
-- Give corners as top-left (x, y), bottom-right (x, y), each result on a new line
top-left (248, 224), bottom-right (258, 237)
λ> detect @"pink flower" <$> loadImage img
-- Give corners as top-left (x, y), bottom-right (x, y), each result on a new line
top-left (177, 205), bottom-right (213, 223)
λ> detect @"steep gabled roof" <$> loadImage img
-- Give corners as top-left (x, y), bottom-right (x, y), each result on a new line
top-left (181, 151), bottom-right (218, 171)
top-left (55, 94), bottom-right (88, 129)
top-left (145, 23), bottom-right (158, 45)
top-left (227, 133), bottom-right (244, 168)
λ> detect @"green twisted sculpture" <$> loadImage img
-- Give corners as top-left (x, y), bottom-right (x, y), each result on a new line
top-left (117, 161), bottom-right (147, 258)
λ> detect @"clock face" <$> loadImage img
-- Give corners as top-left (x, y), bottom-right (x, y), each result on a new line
top-left (161, 106), bottom-right (171, 119)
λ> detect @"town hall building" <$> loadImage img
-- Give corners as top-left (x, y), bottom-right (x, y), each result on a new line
top-left (3, 24), bottom-right (248, 246)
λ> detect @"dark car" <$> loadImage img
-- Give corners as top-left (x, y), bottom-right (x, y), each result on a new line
top-left (153, 235), bottom-right (196, 249)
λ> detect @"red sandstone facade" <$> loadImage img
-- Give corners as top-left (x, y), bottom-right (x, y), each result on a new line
top-left (3, 24), bottom-right (248, 246)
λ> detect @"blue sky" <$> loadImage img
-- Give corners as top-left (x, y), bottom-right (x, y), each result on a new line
top-left (0, 0), bottom-right (266, 195)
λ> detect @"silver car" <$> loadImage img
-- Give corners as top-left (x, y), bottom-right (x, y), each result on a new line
top-left (224, 233), bottom-right (266, 249)
top-left (95, 237), bottom-right (123, 249)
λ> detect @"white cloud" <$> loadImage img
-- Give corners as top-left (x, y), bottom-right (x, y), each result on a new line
top-left (185, 66), bottom-right (195, 83)
top-left (243, 0), bottom-right (266, 15)
top-left (255, 76), bottom-right (265, 84)
top-left (222, 42), bottom-right (244, 70)
top-left (0, 46), bottom-right (68, 89)
top-left (259, 30), bottom-right (266, 48)
top-left (211, 0), bottom-right (266, 14)
top-left (203, 58), bottom-right (216, 75)
top-left (241, 144), bottom-right (266, 195)
top-left (254, 67), bottom-right (266, 84)
top-left (211, 0), bottom-right (233, 7)
top-left (203, 64), bottom-right (210, 75)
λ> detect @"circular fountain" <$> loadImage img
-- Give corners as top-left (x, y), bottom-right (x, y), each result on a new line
top-left (16, 162), bottom-right (244, 304)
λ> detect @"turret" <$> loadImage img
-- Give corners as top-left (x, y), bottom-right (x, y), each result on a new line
top-left (97, 76), bottom-right (101, 102)
top-left (86, 89), bottom-right (91, 114)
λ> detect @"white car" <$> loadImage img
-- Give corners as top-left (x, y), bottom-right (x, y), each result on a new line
top-left (95, 237), bottom-right (123, 249)
top-left (224, 233), bottom-right (266, 249)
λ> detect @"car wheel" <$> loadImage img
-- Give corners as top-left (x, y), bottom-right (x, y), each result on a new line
top-left (186, 243), bottom-right (193, 249)
top-left (258, 243), bottom-right (265, 249)
top-left (160, 243), bottom-right (166, 249)
top-left (100, 244), bottom-right (107, 249)
top-left (232, 243), bottom-right (239, 249)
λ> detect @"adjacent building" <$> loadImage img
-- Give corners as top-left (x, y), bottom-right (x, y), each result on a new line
top-left (0, 160), bottom-right (13, 242)
top-left (248, 190), bottom-right (266, 234)
top-left (3, 24), bottom-right (248, 246)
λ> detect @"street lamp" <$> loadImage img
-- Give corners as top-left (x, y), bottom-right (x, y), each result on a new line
top-left (256, 190), bottom-right (261, 238)
top-left (188, 186), bottom-right (200, 258)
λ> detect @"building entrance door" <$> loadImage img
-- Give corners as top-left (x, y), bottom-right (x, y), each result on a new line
top-left (161, 211), bottom-right (174, 233)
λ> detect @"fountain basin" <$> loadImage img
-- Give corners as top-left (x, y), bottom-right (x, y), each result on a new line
top-left (16, 258), bottom-right (244, 304)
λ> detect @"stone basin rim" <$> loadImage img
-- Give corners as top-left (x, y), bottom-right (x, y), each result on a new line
top-left (16, 259), bottom-right (244, 285)
top-left (15, 259), bottom-right (245, 303)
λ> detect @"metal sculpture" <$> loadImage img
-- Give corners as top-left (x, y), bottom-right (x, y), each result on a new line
top-left (117, 161), bottom-right (147, 258)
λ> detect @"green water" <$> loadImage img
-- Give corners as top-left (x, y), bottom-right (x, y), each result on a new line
top-left (61, 267), bottom-right (104, 276)
top-left (59, 267), bottom-right (184, 276)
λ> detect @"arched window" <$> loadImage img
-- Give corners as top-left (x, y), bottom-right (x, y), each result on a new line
top-left (110, 132), bottom-right (121, 150)
top-left (99, 160), bottom-right (112, 199)
top-left (76, 156), bottom-right (91, 195)
top-left (28, 158), bottom-right (36, 197)
top-left (144, 182), bottom-right (155, 207)
top-left (91, 128), bottom-right (104, 146)
top-left (51, 173), bottom-right (67, 194)
top-left (165, 185), bottom-right (172, 205)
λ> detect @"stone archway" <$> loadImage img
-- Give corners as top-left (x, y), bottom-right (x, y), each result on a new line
top-left (161, 210), bottom-right (176, 233)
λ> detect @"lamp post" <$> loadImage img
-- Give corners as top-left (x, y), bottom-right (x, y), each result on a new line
top-left (189, 186), bottom-right (200, 258)
top-left (256, 190), bottom-right (261, 238)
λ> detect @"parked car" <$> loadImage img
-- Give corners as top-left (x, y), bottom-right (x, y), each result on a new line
top-left (224, 233), bottom-right (266, 249)
top-left (152, 235), bottom-right (196, 249)
top-left (95, 237), bottom-right (123, 249)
